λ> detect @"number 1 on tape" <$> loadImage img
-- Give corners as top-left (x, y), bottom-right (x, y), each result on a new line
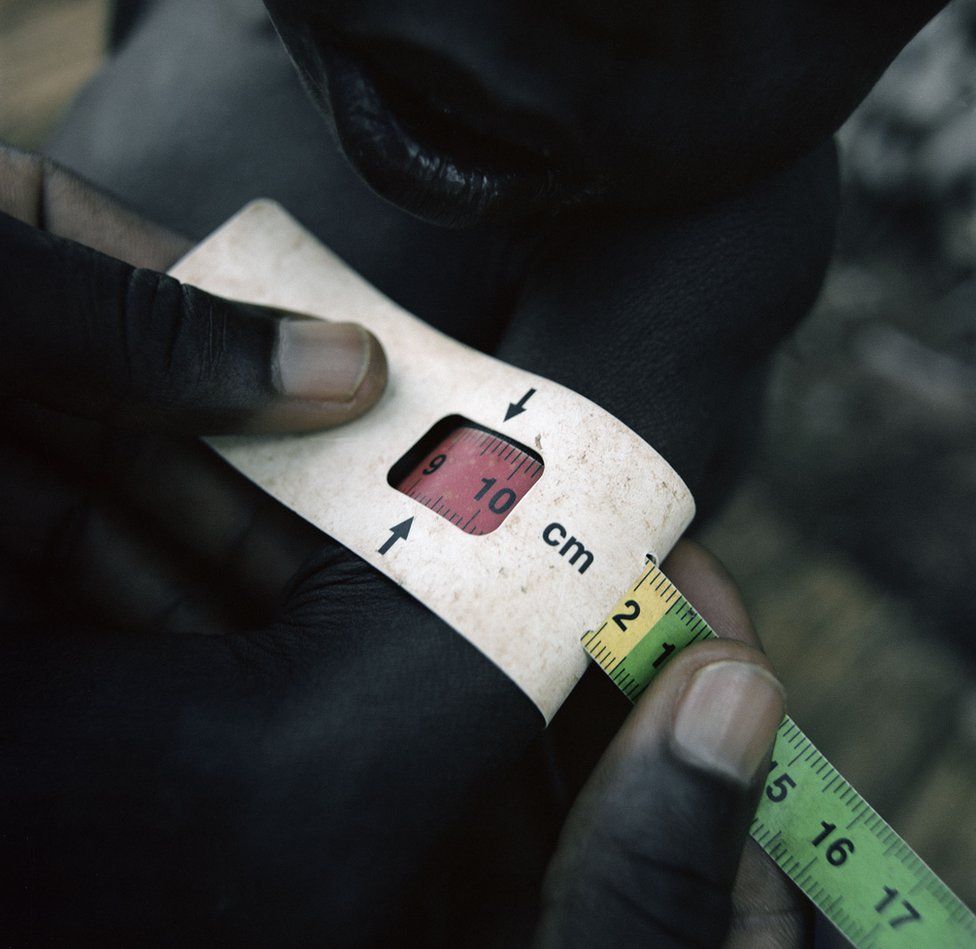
top-left (583, 562), bottom-right (976, 949)
top-left (173, 201), bottom-right (973, 949)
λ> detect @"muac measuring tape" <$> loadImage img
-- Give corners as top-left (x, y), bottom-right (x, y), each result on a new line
top-left (172, 201), bottom-right (976, 948)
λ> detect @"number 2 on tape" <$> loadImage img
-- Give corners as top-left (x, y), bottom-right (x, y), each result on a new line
top-left (583, 562), bottom-right (976, 949)
top-left (174, 202), bottom-right (973, 948)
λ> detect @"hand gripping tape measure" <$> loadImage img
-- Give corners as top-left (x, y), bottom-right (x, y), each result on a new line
top-left (172, 201), bottom-right (976, 948)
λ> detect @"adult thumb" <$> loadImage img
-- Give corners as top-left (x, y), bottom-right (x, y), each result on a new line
top-left (536, 639), bottom-right (785, 948)
top-left (0, 210), bottom-right (386, 433)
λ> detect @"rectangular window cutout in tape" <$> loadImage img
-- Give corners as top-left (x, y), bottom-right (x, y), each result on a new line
top-left (388, 417), bottom-right (545, 536)
top-left (170, 200), bottom-right (695, 723)
top-left (171, 201), bottom-right (975, 948)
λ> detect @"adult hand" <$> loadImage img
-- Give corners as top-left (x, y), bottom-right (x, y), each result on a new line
top-left (0, 142), bottom-right (385, 627)
top-left (0, 144), bottom-right (385, 434)
top-left (1, 146), bottom-right (540, 945)
top-left (536, 542), bottom-right (806, 948)
top-left (398, 543), bottom-right (809, 948)
top-left (1, 144), bottom-right (815, 945)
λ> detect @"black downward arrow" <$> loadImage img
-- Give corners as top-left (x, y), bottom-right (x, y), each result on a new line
top-left (504, 388), bottom-right (536, 422)
top-left (378, 517), bottom-right (413, 555)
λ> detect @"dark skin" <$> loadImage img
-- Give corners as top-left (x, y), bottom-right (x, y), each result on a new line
top-left (0, 1), bottom-right (948, 943)
top-left (264, 0), bottom-right (942, 225)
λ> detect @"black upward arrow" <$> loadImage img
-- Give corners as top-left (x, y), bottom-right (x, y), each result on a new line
top-left (504, 388), bottom-right (536, 422)
top-left (378, 517), bottom-right (413, 555)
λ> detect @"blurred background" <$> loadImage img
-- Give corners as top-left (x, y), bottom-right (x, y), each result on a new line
top-left (2, 0), bottom-right (974, 939)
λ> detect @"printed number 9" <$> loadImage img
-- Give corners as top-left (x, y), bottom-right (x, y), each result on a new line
top-left (423, 454), bottom-right (446, 475)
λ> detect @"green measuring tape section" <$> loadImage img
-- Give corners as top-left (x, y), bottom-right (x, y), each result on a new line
top-left (581, 561), bottom-right (976, 949)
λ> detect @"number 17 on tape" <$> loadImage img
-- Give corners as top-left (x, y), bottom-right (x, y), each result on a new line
top-left (583, 562), bottom-right (976, 949)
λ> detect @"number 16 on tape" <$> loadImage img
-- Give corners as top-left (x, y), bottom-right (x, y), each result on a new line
top-left (583, 562), bottom-right (976, 949)
top-left (174, 201), bottom-right (973, 949)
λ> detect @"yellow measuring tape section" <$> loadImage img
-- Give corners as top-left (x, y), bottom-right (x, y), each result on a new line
top-left (582, 562), bottom-right (976, 949)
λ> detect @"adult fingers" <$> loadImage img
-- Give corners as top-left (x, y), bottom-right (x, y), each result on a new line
top-left (0, 436), bottom-right (234, 633)
top-left (0, 149), bottom-right (386, 433)
top-left (725, 843), bottom-right (812, 949)
top-left (664, 541), bottom-right (759, 647)
top-left (0, 143), bottom-right (192, 270)
top-left (543, 543), bottom-right (808, 946)
top-left (536, 639), bottom-right (790, 948)
top-left (545, 540), bottom-right (761, 806)
top-left (1, 542), bottom-right (542, 944)
top-left (2, 401), bottom-right (325, 630)
top-left (663, 542), bottom-right (810, 946)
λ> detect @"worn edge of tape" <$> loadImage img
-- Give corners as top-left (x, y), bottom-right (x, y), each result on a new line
top-left (170, 200), bottom-right (695, 721)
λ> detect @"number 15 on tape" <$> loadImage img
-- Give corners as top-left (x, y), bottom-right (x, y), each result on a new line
top-left (583, 562), bottom-right (976, 949)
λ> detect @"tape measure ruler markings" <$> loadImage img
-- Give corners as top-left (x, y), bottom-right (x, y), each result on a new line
top-left (389, 420), bottom-right (545, 536)
top-left (173, 200), bottom-right (696, 722)
top-left (172, 202), bottom-right (975, 949)
top-left (397, 423), bottom-right (976, 946)
top-left (585, 562), bottom-right (976, 948)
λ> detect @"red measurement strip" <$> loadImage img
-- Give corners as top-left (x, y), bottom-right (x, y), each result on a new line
top-left (394, 425), bottom-right (544, 535)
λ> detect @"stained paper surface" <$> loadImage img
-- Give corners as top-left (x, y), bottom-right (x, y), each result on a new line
top-left (170, 201), bottom-right (695, 721)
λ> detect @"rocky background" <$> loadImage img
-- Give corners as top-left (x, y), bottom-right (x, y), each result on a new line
top-left (697, 3), bottom-right (976, 934)
top-left (759, 0), bottom-right (976, 644)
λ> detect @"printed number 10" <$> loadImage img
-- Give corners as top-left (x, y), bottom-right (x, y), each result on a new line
top-left (474, 478), bottom-right (517, 515)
